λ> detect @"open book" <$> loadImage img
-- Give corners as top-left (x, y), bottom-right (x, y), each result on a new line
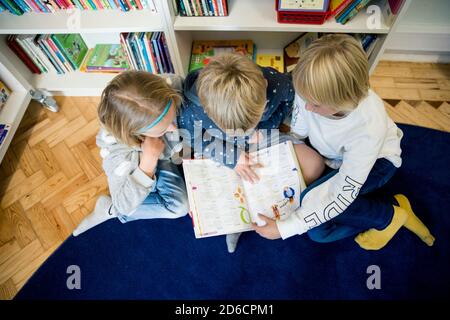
top-left (183, 141), bottom-right (306, 238)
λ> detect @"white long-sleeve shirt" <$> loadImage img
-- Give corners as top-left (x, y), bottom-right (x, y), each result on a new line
top-left (277, 89), bottom-right (403, 239)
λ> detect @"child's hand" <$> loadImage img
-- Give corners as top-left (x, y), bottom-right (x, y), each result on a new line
top-left (252, 214), bottom-right (281, 240)
top-left (249, 130), bottom-right (264, 144)
top-left (139, 137), bottom-right (165, 177)
top-left (235, 152), bottom-right (261, 183)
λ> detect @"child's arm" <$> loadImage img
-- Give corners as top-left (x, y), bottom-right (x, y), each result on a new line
top-left (257, 68), bottom-right (295, 130)
top-left (276, 129), bottom-right (386, 240)
top-left (290, 95), bottom-right (309, 139)
top-left (96, 129), bottom-right (162, 216)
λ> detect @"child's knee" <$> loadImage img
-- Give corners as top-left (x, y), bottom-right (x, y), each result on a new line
top-left (166, 195), bottom-right (189, 218)
top-left (307, 228), bottom-right (329, 243)
top-left (294, 143), bottom-right (325, 185)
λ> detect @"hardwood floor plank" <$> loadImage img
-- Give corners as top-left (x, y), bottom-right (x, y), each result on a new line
top-left (25, 203), bottom-right (62, 250)
top-left (0, 202), bottom-right (37, 248)
top-left (0, 279), bottom-right (17, 300)
top-left (13, 141), bottom-right (41, 177)
top-left (31, 140), bottom-right (61, 178)
top-left (51, 142), bottom-right (82, 179)
top-left (45, 116), bottom-right (87, 148)
top-left (0, 240), bottom-right (44, 284)
top-left (62, 174), bottom-right (107, 213)
top-left (0, 240), bottom-right (21, 265)
top-left (1, 171), bottom-right (47, 209)
top-left (65, 119), bottom-right (99, 148)
top-left (19, 172), bottom-right (67, 211)
top-left (70, 143), bottom-right (103, 180)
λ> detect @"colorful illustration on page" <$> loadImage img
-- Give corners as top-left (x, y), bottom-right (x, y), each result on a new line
top-left (234, 186), bottom-right (251, 224)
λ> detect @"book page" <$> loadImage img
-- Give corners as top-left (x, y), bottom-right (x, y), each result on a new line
top-left (242, 141), bottom-right (306, 226)
top-left (183, 159), bottom-right (252, 238)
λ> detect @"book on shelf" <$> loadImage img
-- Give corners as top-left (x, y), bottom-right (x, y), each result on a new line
top-left (120, 32), bottom-right (174, 74)
top-left (329, 0), bottom-right (380, 24)
top-left (177, 0), bottom-right (228, 17)
top-left (354, 33), bottom-right (379, 57)
top-left (381, 0), bottom-right (401, 26)
top-left (256, 53), bottom-right (284, 73)
top-left (283, 33), bottom-right (318, 73)
top-left (81, 44), bottom-right (129, 73)
top-left (0, 0), bottom-right (157, 14)
top-left (0, 80), bottom-right (11, 111)
top-left (183, 141), bottom-right (306, 238)
top-left (278, 0), bottom-right (329, 12)
top-left (189, 40), bottom-right (255, 72)
top-left (50, 34), bottom-right (89, 70)
top-left (329, 0), bottom-right (353, 17)
top-left (336, 0), bottom-right (371, 24)
top-left (0, 124), bottom-right (12, 148)
top-left (6, 34), bottom-right (88, 74)
top-left (6, 35), bottom-right (41, 74)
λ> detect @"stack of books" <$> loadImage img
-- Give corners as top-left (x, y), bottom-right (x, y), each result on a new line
top-left (177, 0), bottom-right (228, 16)
top-left (329, 0), bottom-right (372, 24)
top-left (354, 33), bottom-right (379, 57)
top-left (120, 32), bottom-right (174, 74)
top-left (0, 0), bottom-right (157, 15)
top-left (6, 34), bottom-right (88, 74)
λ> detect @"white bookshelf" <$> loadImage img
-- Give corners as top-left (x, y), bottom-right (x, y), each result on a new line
top-left (173, 0), bottom-right (391, 33)
top-left (168, 0), bottom-right (410, 76)
top-left (0, 9), bottom-right (163, 34)
top-left (0, 0), bottom-right (412, 163)
top-left (0, 44), bottom-right (32, 163)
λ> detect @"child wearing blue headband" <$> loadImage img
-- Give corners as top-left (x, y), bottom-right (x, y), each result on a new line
top-left (73, 71), bottom-right (189, 236)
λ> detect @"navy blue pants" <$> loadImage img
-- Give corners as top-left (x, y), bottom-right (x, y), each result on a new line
top-left (306, 158), bottom-right (397, 243)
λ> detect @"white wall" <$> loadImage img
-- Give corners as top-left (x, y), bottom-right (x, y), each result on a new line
top-left (383, 0), bottom-right (450, 62)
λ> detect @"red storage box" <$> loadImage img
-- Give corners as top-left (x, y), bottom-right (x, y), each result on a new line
top-left (275, 0), bottom-right (331, 25)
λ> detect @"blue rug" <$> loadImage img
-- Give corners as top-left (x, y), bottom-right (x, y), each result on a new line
top-left (16, 124), bottom-right (450, 299)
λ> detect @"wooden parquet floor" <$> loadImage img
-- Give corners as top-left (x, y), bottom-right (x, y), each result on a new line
top-left (0, 61), bottom-right (450, 299)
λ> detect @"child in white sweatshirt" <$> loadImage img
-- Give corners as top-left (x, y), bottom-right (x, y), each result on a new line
top-left (253, 34), bottom-right (435, 250)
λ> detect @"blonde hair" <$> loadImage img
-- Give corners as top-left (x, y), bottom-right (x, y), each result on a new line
top-left (196, 53), bottom-right (267, 131)
top-left (292, 34), bottom-right (369, 111)
top-left (98, 71), bottom-right (182, 147)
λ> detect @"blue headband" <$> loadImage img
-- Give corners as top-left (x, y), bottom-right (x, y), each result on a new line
top-left (137, 99), bottom-right (173, 134)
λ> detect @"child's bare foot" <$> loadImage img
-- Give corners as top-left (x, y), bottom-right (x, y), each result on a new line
top-left (355, 206), bottom-right (407, 250)
top-left (394, 194), bottom-right (435, 246)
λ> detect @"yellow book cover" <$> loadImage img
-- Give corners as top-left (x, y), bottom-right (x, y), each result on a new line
top-left (79, 49), bottom-right (93, 73)
top-left (256, 54), bottom-right (284, 73)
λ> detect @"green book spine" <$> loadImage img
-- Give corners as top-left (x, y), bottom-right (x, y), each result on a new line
top-left (2, 0), bottom-right (24, 15)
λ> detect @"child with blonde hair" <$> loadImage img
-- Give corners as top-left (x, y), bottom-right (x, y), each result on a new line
top-left (179, 53), bottom-right (325, 252)
top-left (253, 34), bottom-right (435, 250)
top-left (73, 71), bottom-right (188, 235)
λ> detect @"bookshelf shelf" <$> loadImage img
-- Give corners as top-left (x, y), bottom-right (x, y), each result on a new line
top-left (31, 71), bottom-right (116, 96)
top-left (0, 9), bottom-right (163, 34)
top-left (173, 0), bottom-right (390, 33)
